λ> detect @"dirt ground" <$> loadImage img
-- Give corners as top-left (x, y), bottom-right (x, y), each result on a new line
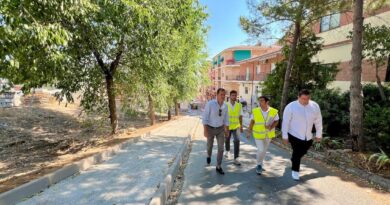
top-left (0, 98), bottom-right (175, 193)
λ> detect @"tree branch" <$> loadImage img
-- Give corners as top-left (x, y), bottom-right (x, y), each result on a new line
top-left (93, 50), bottom-right (109, 76)
top-left (109, 37), bottom-right (125, 76)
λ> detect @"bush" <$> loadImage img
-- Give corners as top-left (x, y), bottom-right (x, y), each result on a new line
top-left (369, 149), bottom-right (390, 170)
top-left (312, 89), bottom-right (350, 138)
top-left (306, 85), bottom-right (390, 154)
top-left (364, 105), bottom-right (390, 154)
top-left (361, 84), bottom-right (390, 154)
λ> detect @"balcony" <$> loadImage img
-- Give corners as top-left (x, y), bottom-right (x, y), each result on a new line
top-left (226, 59), bottom-right (235, 65)
top-left (226, 75), bottom-right (253, 81)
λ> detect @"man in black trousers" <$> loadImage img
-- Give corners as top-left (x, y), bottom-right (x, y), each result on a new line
top-left (282, 89), bottom-right (323, 181)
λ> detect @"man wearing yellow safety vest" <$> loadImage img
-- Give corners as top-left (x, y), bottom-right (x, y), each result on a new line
top-left (224, 90), bottom-right (244, 165)
top-left (247, 96), bottom-right (279, 175)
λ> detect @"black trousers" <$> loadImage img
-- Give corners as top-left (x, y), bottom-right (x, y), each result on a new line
top-left (225, 129), bottom-right (240, 159)
top-left (288, 133), bottom-right (313, 172)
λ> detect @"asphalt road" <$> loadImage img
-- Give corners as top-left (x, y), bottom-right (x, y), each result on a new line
top-left (178, 122), bottom-right (390, 205)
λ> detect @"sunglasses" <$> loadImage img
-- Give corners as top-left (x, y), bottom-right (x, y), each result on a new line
top-left (219, 109), bottom-right (222, 117)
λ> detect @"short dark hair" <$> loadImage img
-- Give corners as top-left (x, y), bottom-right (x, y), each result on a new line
top-left (298, 89), bottom-right (311, 96)
top-left (258, 95), bottom-right (269, 102)
top-left (230, 90), bottom-right (237, 95)
top-left (217, 88), bottom-right (225, 94)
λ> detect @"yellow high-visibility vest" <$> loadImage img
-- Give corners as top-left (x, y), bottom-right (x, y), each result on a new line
top-left (226, 102), bottom-right (242, 130)
top-left (252, 107), bottom-right (278, 140)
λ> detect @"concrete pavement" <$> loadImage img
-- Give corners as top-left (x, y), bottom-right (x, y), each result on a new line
top-left (178, 123), bottom-right (390, 205)
top-left (17, 116), bottom-right (199, 205)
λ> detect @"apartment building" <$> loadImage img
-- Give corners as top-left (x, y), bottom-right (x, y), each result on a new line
top-left (312, 5), bottom-right (390, 90)
top-left (206, 45), bottom-right (282, 109)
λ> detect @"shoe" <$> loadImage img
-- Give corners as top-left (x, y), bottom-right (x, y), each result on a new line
top-left (256, 165), bottom-right (262, 175)
top-left (234, 158), bottom-right (241, 166)
top-left (292, 171), bottom-right (300, 181)
top-left (206, 157), bottom-right (211, 165)
top-left (224, 151), bottom-right (230, 158)
top-left (216, 167), bottom-right (225, 175)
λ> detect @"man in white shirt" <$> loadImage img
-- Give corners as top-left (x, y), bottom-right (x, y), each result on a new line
top-left (203, 88), bottom-right (230, 175)
top-left (282, 89), bottom-right (323, 181)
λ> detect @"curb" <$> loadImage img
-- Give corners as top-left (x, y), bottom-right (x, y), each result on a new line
top-left (305, 150), bottom-right (390, 191)
top-left (271, 139), bottom-right (390, 191)
top-left (0, 133), bottom-right (148, 205)
top-left (148, 117), bottom-right (200, 205)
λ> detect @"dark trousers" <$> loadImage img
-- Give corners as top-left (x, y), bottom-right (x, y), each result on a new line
top-left (288, 133), bottom-right (313, 172)
top-left (225, 129), bottom-right (240, 159)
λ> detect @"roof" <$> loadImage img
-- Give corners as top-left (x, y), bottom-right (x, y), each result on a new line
top-left (236, 47), bottom-right (282, 64)
top-left (212, 45), bottom-right (279, 59)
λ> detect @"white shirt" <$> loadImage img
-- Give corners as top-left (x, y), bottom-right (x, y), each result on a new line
top-left (282, 100), bottom-right (323, 141)
top-left (227, 101), bottom-right (244, 116)
top-left (202, 99), bottom-right (229, 127)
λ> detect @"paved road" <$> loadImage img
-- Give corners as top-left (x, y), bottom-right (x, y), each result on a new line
top-left (178, 122), bottom-right (390, 205)
top-left (18, 116), bottom-right (199, 205)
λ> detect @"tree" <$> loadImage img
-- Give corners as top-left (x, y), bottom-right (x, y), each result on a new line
top-left (240, 0), bottom-right (345, 114)
top-left (349, 0), bottom-right (364, 151)
top-left (116, 0), bottom-right (208, 125)
top-left (0, 1), bottom-right (81, 90)
top-left (262, 32), bottom-right (338, 107)
top-left (1, 0), bottom-right (208, 132)
top-left (362, 24), bottom-right (390, 101)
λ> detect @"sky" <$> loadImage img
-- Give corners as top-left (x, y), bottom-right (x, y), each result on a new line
top-left (199, 0), bottom-right (252, 58)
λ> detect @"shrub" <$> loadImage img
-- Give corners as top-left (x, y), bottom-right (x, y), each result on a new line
top-left (369, 149), bottom-right (390, 170)
top-left (312, 89), bottom-right (350, 139)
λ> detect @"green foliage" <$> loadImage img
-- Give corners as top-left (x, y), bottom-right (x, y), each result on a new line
top-left (359, 85), bottom-right (390, 154)
top-left (314, 137), bottom-right (343, 151)
top-left (312, 89), bottom-right (350, 138)
top-left (1, 0), bottom-right (208, 129)
top-left (363, 84), bottom-right (390, 106)
top-left (369, 149), bottom-right (390, 170)
top-left (310, 84), bottom-right (390, 154)
top-left (262, 32), bottom-right (339, 108)
top-left (362, 23), bottom-right (390, 65)
top-left (240, 0), bottom-right (344, 42)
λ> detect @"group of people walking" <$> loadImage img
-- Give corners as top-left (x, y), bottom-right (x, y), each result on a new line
top-left (202, 88), bottom-right (322, 180)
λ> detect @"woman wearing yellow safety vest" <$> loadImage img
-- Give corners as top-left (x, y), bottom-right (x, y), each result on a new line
top-left (247, 96), bottom-right (279, 175)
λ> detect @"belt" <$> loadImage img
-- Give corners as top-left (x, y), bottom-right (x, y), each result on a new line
top-left (207, 125), bottom-right (224, 129)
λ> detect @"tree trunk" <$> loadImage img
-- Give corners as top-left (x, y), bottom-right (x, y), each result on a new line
top-left (280, 21), bottom-right (301, 114)
top-left (376, 63), bottom-right (386, 101)
top-left (350, 0), bottom-right (364, 151)
top-left (168, 109), bottom-right (172, 120)
top-left (105, 74), bottom-right (118, 134)
top-left (385, 55), bottom-right (390, 82)
top-left (174, 98), bottom-right (180, 116)
top-left (148, 93), bottom-right (156, 125)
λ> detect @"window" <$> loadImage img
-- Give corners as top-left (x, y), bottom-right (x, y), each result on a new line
top-left (256, 65), bottom-right (261, 74)
top-left (245, 87), bottom-right (248, 94)
top-left (246, 67), bottom-right (250, 80)
top-left (271, 63), bottom-right (276, 72)
top-left (320, 13), bottom-right (340, 32)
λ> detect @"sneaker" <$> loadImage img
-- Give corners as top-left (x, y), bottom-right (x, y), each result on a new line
top-left (216, 167), bottom-right (225, 175)
top-left (292, 171), bottom-right (300, 181)
top-left (224, 151), bottom-right (230, 158)
top-left (233, 158), bottom-right (241, 166)
top-left (256, 165), bottom-right (262, 175)
top-left (206, 157), bottom-right (211, 165)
